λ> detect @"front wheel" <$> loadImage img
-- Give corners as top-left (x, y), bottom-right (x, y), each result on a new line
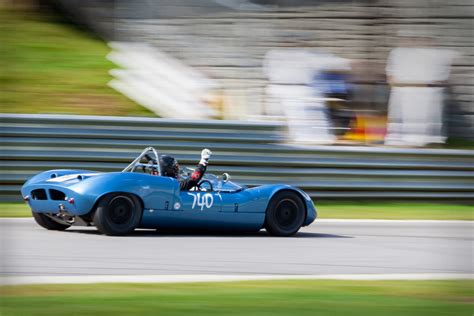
top-left (32, 212), bottom-right (70, 231)
top-left (265, 191), bottom-right (305, 237)
top-left (93, 193), bottom-right (142, 236)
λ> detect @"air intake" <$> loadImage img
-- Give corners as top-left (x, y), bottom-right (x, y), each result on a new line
top-left (49, 189), bottom-right (66, 201)
top-left (31, 189), bottom-right (47, 200)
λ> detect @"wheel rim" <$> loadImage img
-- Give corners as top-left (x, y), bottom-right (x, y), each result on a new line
top-left (108, 196), bottom-right (134, 225)
top-left (275, 199), bottom-right (299, 229)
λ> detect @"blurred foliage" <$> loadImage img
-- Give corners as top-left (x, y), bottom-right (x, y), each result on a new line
top-left (2, 280), bottom-right (472, 316)
top-left (2, 202), bottom-right (472, 220)
top-left (0, 8), bottom-right (154, 116)
top-left (445, 137), bottom-right (474, 149)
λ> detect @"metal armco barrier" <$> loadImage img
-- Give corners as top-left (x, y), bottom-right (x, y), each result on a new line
top-left (2, 114), bottom-right (473, 201)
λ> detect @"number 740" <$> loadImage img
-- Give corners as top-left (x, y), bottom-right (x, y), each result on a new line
top-left (188, 193), bottom-right (214, 210)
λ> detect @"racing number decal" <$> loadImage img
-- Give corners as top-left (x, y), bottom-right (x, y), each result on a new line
top-left (188, 193), bottom-right (214, 211)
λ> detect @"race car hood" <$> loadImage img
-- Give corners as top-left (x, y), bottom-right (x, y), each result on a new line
top-left (23, 169), bottom-right (102, 188)
top-left (21, 169), bottom-right (106, 216)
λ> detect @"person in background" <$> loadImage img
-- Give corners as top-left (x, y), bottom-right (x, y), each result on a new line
top-left (263, 42), bottom-right (349, 144)
top-left (385, 30), bottom-right (457, 147)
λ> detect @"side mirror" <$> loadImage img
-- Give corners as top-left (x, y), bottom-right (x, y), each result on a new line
top-left (222, 173), bottom-right (231, 183)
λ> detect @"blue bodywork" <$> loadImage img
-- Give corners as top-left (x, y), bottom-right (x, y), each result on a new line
top-left (21, 169), bottom-right (317, 231)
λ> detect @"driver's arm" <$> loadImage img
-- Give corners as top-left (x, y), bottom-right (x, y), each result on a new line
top-left (179, 149), bottom-right (212, 191)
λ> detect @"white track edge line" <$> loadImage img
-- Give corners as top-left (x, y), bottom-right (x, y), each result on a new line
top-left (1, 218), bottom-right (473, 224)
top-left (1, 274), bottom-right (472, 285)
top-left (315, 219), bottom-right (474, 224)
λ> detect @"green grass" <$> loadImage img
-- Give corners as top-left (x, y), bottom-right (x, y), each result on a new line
top-left (0, 8), bottom-right (153, 116)
top-left (446, 137), bottom-right (474, 149)
top-left (0, 203), bottom-right (31, 217)
top-left (1, 280), bottom-right (472, 316)
top-left (2, 202), bottom-right (472, 220)
top-left (316, 201), bottom-right (474, 220)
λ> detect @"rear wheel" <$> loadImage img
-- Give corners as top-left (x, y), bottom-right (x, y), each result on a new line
top-left (93, 193), bottom-right (142, 236)
top-left (265, 191), bottom-right (305, 237)
top-left (32, 212), bottom-right (70, 231)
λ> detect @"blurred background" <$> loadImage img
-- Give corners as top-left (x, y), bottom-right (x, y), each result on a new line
top-left (1, 2), bottom-right (473, 315)
top-left (1, 0), bottom-right (473, 202)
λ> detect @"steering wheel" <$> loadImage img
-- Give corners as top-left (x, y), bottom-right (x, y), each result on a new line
top-left (197, 180), bottom-right (213, 192)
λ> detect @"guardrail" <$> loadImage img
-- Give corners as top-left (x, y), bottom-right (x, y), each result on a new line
top-left (2, 114), bottom-right (473, 201)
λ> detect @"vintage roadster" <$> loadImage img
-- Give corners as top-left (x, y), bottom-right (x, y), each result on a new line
top-left (21, 147), bottom-right (317, 236)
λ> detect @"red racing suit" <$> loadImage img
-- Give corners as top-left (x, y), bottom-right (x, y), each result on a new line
top-left (179, 163), bottom-right (207, 191)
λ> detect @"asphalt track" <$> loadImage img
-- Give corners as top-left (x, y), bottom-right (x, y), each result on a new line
top-left (1, 219), bottom-right (472, 280)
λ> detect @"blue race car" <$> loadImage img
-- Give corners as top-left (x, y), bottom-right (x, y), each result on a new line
top-left (21, 147), bottom-right (317, 236)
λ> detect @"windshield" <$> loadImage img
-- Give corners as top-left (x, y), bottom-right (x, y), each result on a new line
top-left (202, 173), bottom-right (245, 193)
top-left (179, 169), bottom-right (244, 192)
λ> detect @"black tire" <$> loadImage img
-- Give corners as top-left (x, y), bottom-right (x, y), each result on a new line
top-left (93, 193), bottom-right (142, 236)
top-left (265, 191), bottom-right (305, 237)
top-left (32, 212), bottom-right (70, 231)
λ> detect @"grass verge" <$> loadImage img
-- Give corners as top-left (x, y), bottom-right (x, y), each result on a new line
top-left (0, 204), bottom-right (31, 218)
top-left (1, 202), bottom-right (472, 220)
top-left (0, 7), bottom-right (153, 116)
top-left (1, 280), bottom-right (472, 316)
top-left (315, 201), bottom-right (473, 220)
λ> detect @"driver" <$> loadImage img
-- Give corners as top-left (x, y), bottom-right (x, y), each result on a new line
top-left (159, 149), bottom-right (212, 190)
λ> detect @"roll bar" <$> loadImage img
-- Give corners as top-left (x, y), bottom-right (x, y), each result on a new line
top-left (122, 147), bottom-right (161, 175)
